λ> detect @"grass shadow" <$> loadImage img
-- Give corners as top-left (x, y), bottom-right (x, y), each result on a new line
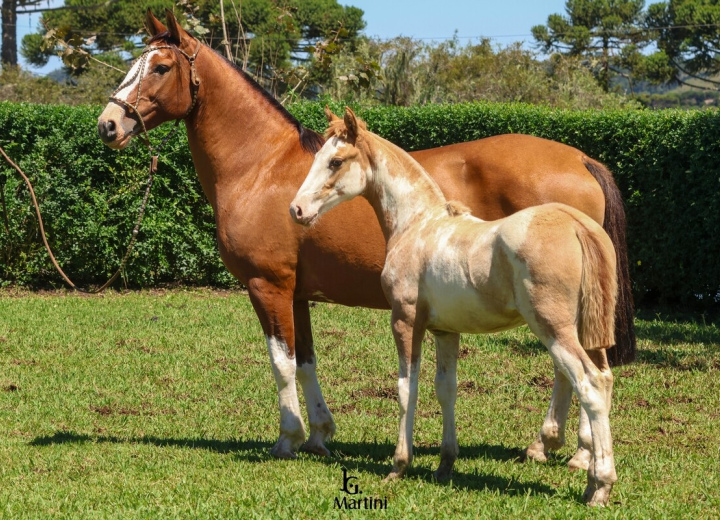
top-left (29, 431), bottom-right (557, 498)
top-left (635, 308), bottom-right (720, 346)
top-left (30, 431), bottom-right (272, 462)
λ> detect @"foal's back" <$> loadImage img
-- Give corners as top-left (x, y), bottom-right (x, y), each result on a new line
top-left (387, 202), bottom-right (610, 336)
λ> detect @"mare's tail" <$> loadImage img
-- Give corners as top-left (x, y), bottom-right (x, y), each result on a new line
top-left (582, 157), bottom-right (636, 365)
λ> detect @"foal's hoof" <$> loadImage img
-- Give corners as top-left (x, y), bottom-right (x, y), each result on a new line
top-left (583, 483), bottom-right (613, 507)
top-left (524, 441), bottom-right (548, 463)
top-left (383, 469), bottom-right (406, 482)
top-left (301, 442), bottom-right (331, 457)
top-left (568, 448), bottom-right (591, 471)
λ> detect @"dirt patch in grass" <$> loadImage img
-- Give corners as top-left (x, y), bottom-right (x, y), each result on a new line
top-left (529, 374), bottom-right (554, 390)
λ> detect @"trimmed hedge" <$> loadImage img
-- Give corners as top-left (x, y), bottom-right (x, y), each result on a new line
top-left (2, 101), bottom-right (720, 306)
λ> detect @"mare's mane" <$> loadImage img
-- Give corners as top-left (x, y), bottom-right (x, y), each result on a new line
top-left (147, 32), bottom-right (324, 154)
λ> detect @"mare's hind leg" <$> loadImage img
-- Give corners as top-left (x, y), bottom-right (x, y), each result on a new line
top-left (547, 334), bottom-right (616, 506)
top-left (294, 300), bottom-right (335, 457)
top-left (433, 332), bottom-right (460, 480)
top-left (248, 278), bottom-right (306, 459)
top-left (525, 365), bottom-right (573, 462)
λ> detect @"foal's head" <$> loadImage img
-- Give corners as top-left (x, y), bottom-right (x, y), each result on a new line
top-left (97, 9), bottom-right (200, 149)
top-left (290, 107), bottom-right (370, 226)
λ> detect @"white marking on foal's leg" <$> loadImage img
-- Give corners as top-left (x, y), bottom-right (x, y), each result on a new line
top-left (266, 336), bottom-right (306, 458)
top-left (296, 357), bottom-right (335, 457)
top-left (568, 406), bottom-right (592, 471)
top-left (388, 356), bottom-right (421, 480)
top-left (526, 365), bottom-right (573, 463)
top-left (433, 333), bottom-right (460, 480)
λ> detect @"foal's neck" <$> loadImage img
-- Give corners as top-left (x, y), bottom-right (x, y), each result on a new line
top-left (363, 135), bottom-right (447, 243)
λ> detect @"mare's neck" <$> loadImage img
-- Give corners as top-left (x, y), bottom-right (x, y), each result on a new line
top-left (183, 48), bottom-right (303, 210)
top-left (363, 135), bottom-right (446, 243)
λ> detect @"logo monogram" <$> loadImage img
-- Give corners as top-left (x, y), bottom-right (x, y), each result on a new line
top-left (340, 467), bottom-right (362, 495)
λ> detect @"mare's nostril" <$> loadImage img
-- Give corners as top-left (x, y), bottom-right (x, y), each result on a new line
top-left (296, 206), bottom-right (303, 218)
top-left (98, 120), bottom-right (118, 143)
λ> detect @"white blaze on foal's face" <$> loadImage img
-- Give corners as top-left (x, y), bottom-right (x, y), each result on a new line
top-left (290, 137), bottom-right (369, 225)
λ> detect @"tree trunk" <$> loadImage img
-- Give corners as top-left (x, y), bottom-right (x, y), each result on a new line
top-left (1, 0), bottom-right (17, 67)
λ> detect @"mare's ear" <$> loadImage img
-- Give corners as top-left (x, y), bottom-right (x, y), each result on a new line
top-left (344, 107), bottom-right (359, 144)
top-left (145, 9), bottom-right (167, 37)
top-left (324, 105), bottom-right (340, 123)
top-left (165, 8), bottom-right (193, 46)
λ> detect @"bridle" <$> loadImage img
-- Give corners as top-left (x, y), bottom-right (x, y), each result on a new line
top-left (109, 40), bottom-right (202, 148)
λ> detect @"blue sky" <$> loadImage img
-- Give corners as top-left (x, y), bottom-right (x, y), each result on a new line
top-left (14, 0), bottom-right (570, 73)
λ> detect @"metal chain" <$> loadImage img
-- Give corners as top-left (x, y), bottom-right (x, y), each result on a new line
top-left (0, 41), bottom-right (201, 293)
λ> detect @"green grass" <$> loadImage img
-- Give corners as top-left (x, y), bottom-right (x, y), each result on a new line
top-left (0, 289), bottom-right (718, 518)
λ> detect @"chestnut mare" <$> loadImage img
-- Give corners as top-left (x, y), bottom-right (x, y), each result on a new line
top-left (291, 108), bottom-right (618, 506)
top-left (98, 9), bottom-right (634, 461)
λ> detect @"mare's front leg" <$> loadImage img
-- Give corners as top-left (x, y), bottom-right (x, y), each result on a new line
top-left (433, 331), bottom-right (460, 480)
top-left (386, 304), bottom-right (424, 480)
top-left (247, 278), bottom-right (305, 459)
top-left (294, 299), bottom-right (335, 456)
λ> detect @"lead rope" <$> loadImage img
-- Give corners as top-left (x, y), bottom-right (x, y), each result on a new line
top-left (0, 42), bottom-right (201, 294)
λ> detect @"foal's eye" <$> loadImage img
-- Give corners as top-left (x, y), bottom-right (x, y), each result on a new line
top-left (329, 158), bottom-right (343, 169)
top-left (153, 64), bottom-right (171, 75)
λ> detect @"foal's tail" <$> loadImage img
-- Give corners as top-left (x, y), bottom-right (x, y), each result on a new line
top-left (576, 222), bottom-right (618, 351)
top-left (582, 157), bottom-right (636, 365)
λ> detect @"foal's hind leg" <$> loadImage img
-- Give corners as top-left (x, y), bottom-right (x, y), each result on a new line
top-left (525, 365), bottom-right (573, 462)
top-left (548, 336), bottom-right (616, 506)
top-left (569, 349), bottom-right (613, 472)
top-left (294, 300), bottom-right (335, 457)
top-left (433, 331), bottom-right (460, 480)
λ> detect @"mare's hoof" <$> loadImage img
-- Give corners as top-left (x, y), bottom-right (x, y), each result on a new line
top-left (301, 442), bottom-right (331, 457)
top-left (270, 439), bottom-right (298, 459)
top-left (432, 468), bottom-right (453, 482)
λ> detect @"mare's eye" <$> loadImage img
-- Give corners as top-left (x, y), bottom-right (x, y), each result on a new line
top-left (154, 64), bottom-right (171, 75)
top-left (330, 158), bottom-right (343, 169)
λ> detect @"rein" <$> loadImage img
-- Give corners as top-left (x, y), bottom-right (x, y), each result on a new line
top-left (0, 42), bottom-right (201, 293)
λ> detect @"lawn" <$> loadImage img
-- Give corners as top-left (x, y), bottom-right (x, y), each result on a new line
top-left (0, 289), bottom-right (718, 518)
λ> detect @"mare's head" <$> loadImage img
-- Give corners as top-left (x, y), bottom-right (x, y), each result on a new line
top-left (97, 9), bottom-right (201, 149)
top-left (290, 107), bottom-right (370, 226)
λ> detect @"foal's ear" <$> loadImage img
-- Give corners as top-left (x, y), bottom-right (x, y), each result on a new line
top-left (165, 8), bottom-right (192, 45)
top-left (344, 107), bottom-right (359, 143)
top-left (324, 105), bottom-right (340, 123)
top-left (145, 9), bottom-right (167, 37)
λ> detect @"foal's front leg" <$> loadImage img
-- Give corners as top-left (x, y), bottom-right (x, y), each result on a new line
top-left (386, 305), bottom-right (424, 480)
top-left (433, 331), bottom-right (460, 480)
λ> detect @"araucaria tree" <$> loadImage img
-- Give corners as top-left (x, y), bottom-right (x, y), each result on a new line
top-left (646, 0), bottom-right (720, 89)
top-left (532, 0), bottom-right (649, 91)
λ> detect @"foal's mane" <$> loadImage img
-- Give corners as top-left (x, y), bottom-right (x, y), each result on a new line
top-left (147, 32), bottom-right (324, 155)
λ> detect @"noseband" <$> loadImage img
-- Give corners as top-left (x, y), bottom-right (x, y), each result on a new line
top-left (109, 40), bottom-right (202, 147)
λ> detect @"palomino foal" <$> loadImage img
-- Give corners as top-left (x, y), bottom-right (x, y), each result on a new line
top-left (291, 108), bottom-right (619, 506)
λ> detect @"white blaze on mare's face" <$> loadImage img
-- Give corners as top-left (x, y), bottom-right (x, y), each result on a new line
top-left (114, 49), bottom-right (159, 103)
